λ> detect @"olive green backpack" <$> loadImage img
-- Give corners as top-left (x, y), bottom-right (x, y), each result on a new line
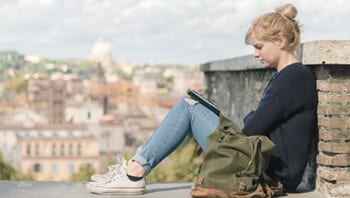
top-left (191, 113), bottom-right (276, 198)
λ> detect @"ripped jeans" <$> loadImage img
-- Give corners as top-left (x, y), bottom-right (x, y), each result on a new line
top-left (131, 97), bottom-right (312, 192)
top-left (131, 97), bottom-right (219, 175)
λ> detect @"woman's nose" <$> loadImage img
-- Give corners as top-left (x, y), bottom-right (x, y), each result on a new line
top-left (254, 50), bottom-right (259, 58)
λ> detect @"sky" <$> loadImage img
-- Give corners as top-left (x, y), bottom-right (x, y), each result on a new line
top-left (0, 0), bottom-right (349, 65)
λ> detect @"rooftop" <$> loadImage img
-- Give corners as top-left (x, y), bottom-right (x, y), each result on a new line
top-left (1, 180), bottom-right (326, 198)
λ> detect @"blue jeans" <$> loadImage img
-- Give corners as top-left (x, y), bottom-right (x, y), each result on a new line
top-left (131, 97), bottom-right (219, 174)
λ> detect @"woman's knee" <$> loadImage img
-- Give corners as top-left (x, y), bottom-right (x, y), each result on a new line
top-left (183, 96), bottom-right (198, 105)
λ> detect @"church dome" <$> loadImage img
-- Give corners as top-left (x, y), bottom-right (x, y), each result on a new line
top-left (88, 37), bottom-right (113, 63)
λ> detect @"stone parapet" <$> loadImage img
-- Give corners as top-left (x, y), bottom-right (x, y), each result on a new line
top-left (201, 54), bottom-right (263, 72)
top-left (302, 40), bottom-right (350, 65)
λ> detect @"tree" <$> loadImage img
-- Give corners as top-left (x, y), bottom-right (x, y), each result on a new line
top-left (0, 152), bottom-right (17, 180)
top-left (70, 164), bottom-right (96, 181)
top-left (0, 152), bottom-right (34, 180)
top-left (145, 135), bottom-right (202, 182)
top-left (3, 77), bottom-right (28, 93)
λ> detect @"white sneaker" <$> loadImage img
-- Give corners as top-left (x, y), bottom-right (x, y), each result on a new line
top-left (90, 154), bottom-right (124, 182)
top-left (86, 157), bottom-right (146, 195)
top-left (90, 164), bottom-right (119, 182)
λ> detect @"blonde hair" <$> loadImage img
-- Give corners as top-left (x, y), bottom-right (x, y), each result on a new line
top-left (245, 4), bottom-right (301, 51)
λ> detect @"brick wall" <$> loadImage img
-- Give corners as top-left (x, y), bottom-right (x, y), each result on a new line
top-left (201, 40), bottom-right (350, 197)
top-left (316, 74), bottom-right (350, 197)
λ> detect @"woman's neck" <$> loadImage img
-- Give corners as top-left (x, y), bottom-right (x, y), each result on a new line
top-left (276, 52), bottom-right (298, 72)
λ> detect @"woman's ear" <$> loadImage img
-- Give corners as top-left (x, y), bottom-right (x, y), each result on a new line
top-left (276, 37), bottom-right (287, 49)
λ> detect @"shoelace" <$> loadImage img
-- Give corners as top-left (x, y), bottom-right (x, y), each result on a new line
top-left (104, 156), bottom-right (127, 184)
top-left (103, 154), bottom-right (125, 176)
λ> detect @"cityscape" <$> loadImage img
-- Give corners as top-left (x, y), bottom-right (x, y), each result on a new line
top-left (0, 1), bottom-right (349, 197)
top-left (0, 38), bottom-right (205, 181)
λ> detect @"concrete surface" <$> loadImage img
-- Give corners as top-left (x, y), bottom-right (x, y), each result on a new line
top-left (302, 40), bottom-right (350, 65)
top-left (0, 180), bottom-right (326, 198)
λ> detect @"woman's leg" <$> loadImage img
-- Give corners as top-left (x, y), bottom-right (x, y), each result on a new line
top-left (131, 97), bottom-right (219, 175)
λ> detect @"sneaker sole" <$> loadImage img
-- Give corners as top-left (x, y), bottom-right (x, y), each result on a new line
top-left (90, 176), bottom-right (107, 182)
top-left (86, 183), bottom-right (146, 195)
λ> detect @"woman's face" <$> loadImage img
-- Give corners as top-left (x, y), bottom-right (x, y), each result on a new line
top-left (250, 34), bottom-right (282, 68)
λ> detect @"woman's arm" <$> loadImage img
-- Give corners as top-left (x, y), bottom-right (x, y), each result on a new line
top-left (243, 67), bottom-right (312, 136)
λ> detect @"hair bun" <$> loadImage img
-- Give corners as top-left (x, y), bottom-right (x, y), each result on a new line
top-left (276, 4), bottom-right (298, 21)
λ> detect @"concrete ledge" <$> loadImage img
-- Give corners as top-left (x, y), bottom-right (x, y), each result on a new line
top-left (200, 55), bottom-right (264, 72)
top-left (302, 40), bottom-right (350, 65)
top-left (0, 180), bottom-right (326, 198)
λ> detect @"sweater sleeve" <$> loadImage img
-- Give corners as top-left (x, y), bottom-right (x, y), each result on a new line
top-left (242, 69), bottom-right (309, 136)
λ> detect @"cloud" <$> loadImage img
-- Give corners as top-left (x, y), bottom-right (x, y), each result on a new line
top-left (296, 0), bottom-right (350, 41)
top-left (0, 0), bottom-right (349, 64)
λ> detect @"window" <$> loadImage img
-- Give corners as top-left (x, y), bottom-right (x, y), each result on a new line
top-left (68, 163), bottom-right (74, 174)
top-left (52, 144), bottom-right (56, 156)
top-left (77, 143), bottom-right (81, 156)
top-left (26, 144), bottom-right (31, 156)
top-left (69, 144), bottom-right (73, 156)
top-left (35, 144), bottom-right (40, 156)
top-left (51, 162), bottom-right (58, 173)
top-left (86, 163), bottom-right (92, 169)
top-left (33, 163), bottom-right (42, 173)
top-left (60, 144), bottom-right (65, 156)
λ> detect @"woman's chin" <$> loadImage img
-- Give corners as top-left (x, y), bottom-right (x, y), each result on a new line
top-left (263, 64), bottom-right (275, 69)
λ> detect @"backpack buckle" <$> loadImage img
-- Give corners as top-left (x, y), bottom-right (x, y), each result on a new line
top-left (239, 180), bottom-right (246, 192)
top-left (197, 175), bottom-right (205, 185)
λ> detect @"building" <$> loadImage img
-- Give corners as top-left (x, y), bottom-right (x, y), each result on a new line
top-left (97, 115), bottom-right (125, 172)
top-left (17, 125), bottom-right (99, 181)
top-left (47, 80), bottom-right (66, 125)
top-left (27, 79), bottom-right (67, 125)
top-left (0, 91), bottom-right (27, 115)
top-left (65, 101), bottom-right (103, 124)
top-left (89, 79), bottom-right (140, 115)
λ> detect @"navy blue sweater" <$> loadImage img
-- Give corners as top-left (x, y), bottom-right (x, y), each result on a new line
top-left (242, 63), bottom-right (318, 190)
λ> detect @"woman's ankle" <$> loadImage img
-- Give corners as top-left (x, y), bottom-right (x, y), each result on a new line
top-left (126, 160), bottom-right (145, 178)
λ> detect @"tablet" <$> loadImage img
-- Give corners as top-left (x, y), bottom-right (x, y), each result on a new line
top-left (186, 88), bottom-right (220, 116)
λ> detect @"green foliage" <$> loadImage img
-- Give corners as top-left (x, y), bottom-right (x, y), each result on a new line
top-left (145, 135), bottom-right (202, 182)
top-left (4, 77), bottom-right (28, 93)
top-left (0, 50), bottom-right (97, 81)
top-left (102, 152), bottom-right (118, 173)
top-left (66, 60), bottom-right (96, 76)
top-left (70, 164), bottom-right (96, 181)
top-left (0, 152), bottom-right (34, 180)
top-left (14, 170), bottom-right (35, 180)
top-left (114, 69), bottom-right (133, 80)
top-left (0, 154), bottom-right (17, 180)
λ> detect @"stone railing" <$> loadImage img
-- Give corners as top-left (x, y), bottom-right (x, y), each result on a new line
top-left (200, 40), bottom-right (350, 197)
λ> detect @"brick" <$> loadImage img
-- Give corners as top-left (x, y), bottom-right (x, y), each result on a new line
top-left (317, 80), bottom-right (350, 93)
top-left (317, 166), bottom-right (350, 181)
top-left (317, 178), bottom-right (350, 197)
top-left (319, 128), bottom-right (350, 141)
top-left (318, 105), bottom-right (350, 116)
top-left (318, 141), bottom-right (350, 154)
top-left (318, 92), bottom-right (350, 104)
top-left (318, 117), bottom-right (350, 129)
top-left (317, 152), bottom-right (350, 166)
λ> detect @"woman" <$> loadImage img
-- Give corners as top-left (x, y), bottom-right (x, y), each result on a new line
top-left (86, 3), bottom-right (317, 195)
